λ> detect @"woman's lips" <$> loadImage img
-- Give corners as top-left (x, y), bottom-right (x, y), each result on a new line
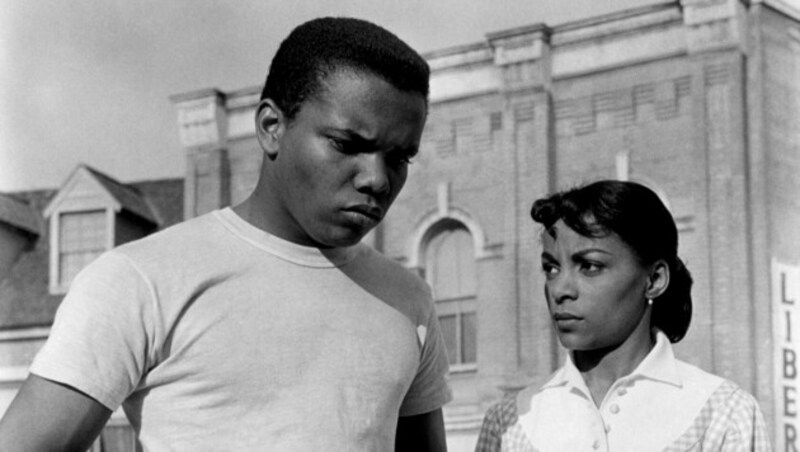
top-left (552, 312), bottom-right (582, 327)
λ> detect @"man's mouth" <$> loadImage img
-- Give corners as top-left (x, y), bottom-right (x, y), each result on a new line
top-left (343, 204), bottom-right (383, 222)
top-left (341, 204), bottom-right (384, 228)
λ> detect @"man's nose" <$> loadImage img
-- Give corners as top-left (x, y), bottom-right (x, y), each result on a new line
top-left (354, 153), bottom-right (390, 195)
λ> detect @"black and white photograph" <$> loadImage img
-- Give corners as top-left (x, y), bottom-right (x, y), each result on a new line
top-left (0, 1), bottom-right (796, 450)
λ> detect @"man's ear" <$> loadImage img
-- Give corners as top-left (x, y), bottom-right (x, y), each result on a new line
top-left (255, 99), bottom-right (284, 160)
top-left (645, 259), bottom-right (670, 300)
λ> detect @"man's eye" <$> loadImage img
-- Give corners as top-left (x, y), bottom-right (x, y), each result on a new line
top-left (388, 153), bottom-right (414, 166)
top-left (328, 137), bottom-right (347, 152)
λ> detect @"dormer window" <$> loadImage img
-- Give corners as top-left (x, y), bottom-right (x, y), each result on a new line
top-left (45, 165), bottom-right (159, 295)
top-left (57, 210), bottom-right (108, 288)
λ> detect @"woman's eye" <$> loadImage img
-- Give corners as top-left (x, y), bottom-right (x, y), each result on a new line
top-left (580, 262), bottom-right (603, 274)
top-left (541, 263), bottom-right (558, 277)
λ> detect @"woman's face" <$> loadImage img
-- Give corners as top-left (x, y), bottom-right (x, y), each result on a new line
top-left (541, 220), bottom-right (652, 352)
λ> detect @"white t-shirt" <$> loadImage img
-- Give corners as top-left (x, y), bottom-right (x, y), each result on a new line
top-left (476, 331), bottom-right (771, 451)
top-left (31, 208), bottom-right (452, 451)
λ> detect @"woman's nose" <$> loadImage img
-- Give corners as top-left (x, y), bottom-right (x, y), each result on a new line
top-left (548, 271), bottom-right (577, 304)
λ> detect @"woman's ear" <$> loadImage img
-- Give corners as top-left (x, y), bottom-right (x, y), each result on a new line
top-left (255, 99), bottom-right (284, 160)
top-left (646, 259), bottom-right (670, 300)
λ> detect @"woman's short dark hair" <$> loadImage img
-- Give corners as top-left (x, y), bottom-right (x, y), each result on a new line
top-left (530, 180), bottom-right (693, 343)
top-left (261, 17), bottom-right (430, 122)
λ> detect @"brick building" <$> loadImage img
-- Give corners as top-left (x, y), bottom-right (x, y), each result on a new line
top-left (2, 0), bottom-right (800, 450)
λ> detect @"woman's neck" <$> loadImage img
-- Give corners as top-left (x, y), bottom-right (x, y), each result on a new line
top-left (573, 322), bottom-right (655, 407)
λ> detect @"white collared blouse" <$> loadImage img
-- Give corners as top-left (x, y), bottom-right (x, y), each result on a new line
top-left (476, 331), bottom-right (771, 452)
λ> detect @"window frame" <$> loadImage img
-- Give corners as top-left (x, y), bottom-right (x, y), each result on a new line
top-left (422, 221), bottom-right (479, 373)
top-left (49, 208), bottom-right (113, 294)
top-left (435, 294), bottom-right (478, 373)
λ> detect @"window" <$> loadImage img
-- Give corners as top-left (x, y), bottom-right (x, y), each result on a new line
top-left (58, 210), bottom-right (106, 287)
top-left (424, 223), bottom-right (477, 369)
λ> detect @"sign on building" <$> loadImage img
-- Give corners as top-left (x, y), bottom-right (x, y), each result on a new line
top-left (774, 259), bottom-right (800, 452)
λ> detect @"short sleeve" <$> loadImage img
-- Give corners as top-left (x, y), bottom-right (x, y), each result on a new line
top-left (717, 386), bottom-right (772, 452)
top-left (29, 251), bottom-right (156, 410)
top-left (475, 400), bottom-right (507, 452)
top-left (672, 381), bottom-right (773, 452)
top-left (476, 395), bottom-right (538, 452)
top-left (398, 299), bottom-right (452, 417)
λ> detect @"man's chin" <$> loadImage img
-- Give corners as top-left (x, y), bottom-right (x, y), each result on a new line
top-left (314, 229), bottom-right (371, 249)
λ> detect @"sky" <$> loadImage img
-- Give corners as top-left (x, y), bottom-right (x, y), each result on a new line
top-left (0, 0), bottom-right (664, 192)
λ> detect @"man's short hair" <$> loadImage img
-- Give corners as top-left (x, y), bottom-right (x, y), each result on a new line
top-left (261, 17), bottom-right (430, 121)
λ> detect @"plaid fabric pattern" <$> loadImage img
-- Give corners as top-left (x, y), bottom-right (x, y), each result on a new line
top-left (475, 395), bottom-right (539, 452)
top-left (475, 380), bottom-right (770, 452)
top-left (664, 380), bottom-right (772, 452)
top-left (475, 395), bottom-right (537, 452)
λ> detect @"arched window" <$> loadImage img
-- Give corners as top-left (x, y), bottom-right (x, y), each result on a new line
top-left (424, 221), bottom-right (477, 369)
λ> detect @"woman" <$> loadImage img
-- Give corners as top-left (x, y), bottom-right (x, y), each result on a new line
top-left (476, 180), bottom-right (770, 451)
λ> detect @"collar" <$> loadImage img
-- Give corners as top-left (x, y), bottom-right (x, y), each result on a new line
top-left (214, 207), bottom-right (360, 268)
top-left (542, 330), bottom-right (683, 393)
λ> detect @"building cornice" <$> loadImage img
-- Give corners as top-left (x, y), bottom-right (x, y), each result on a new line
top-left (756, 0), bottom-right (800, 20)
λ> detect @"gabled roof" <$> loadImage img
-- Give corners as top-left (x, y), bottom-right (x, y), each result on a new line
top-left (0, 175), bottom-right (184, 330)
top-left (0, 190), bottom-right (61, 329)
top-left (132, 178), bottom-right (185, 227)
top-left (0, 193), bottom-right (41, 236)
top-left (85, 166), bottom-right (160, 225)
top-left (43, 164), bottom-right (159, 225)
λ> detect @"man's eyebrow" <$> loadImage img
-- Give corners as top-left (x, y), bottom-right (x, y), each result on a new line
top-left (330, 128), bottom-right (420, 155)
top-left (328, 127), bottom-right (371, 143)
top-left (331, 129), bottom-right (398, 152)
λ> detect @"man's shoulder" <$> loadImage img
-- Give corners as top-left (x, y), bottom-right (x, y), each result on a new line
top-left (67, 211), bottom-right (216, 279)
top-left (78, 210), bottom-right (231, 285)
top-left (347, 244), bottom-right (433, 321)
top-left (114, 210), bottom-right (224, 256)
top-left (351, 244), bottom-right (429, 290)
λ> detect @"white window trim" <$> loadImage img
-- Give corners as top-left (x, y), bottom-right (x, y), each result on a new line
top-left (419, 218), bottom-right (482, 371)
top-left (0, 328), bottom-right (50, 383)
top-left (450, 362), bottom-right (479, 374)
top-left (0, 366), bottom-right (30, 384)
top-left (437, 295), bottom-right (478, 370)
top-left (407, 207), bottom-right (497, 269)
top-left (0, 327), bottom-right (50, 342)
top-left (49, 208), bottom-right (114, 295)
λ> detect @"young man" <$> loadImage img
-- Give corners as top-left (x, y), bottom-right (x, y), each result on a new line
top-left (0, 17), bottom-right (451, 451)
